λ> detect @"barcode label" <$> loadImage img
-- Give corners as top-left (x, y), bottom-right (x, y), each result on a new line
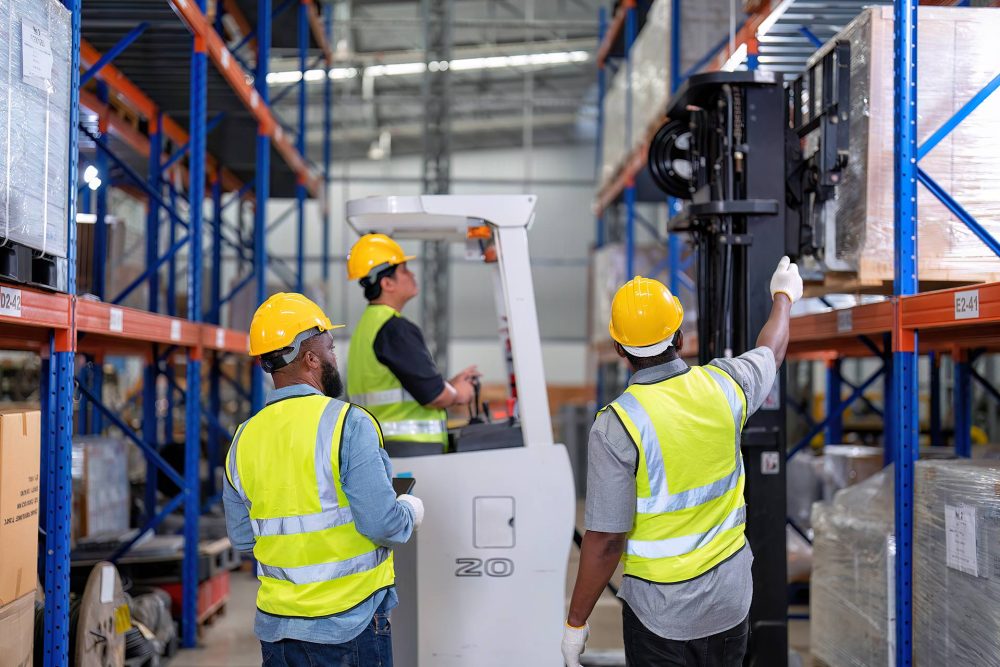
top-left (215, 328), bottom-right (226, 348)
top-left (170, 320), bottom-right (182, 341)
top-left (954, 290), bottom-right (980, 320)
top-left (837, 309), bottom-right (852, 333)
top-left (109, 308), bottom-right (124, 333)
top-left (0, 287), bottom-right (23, 317)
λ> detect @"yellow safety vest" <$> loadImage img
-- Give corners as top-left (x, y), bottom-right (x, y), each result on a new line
top-left (225, 394), bottom-right (395, 617)
top-left (608, 365), bottom-right (748, 583)
top-left (347, 304), bottom-right (448, 447)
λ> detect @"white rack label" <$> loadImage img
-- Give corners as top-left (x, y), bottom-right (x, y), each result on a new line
top-left (170, 320), bottom-right (182, 341)
top-left (21, 19), bottom-right (53, 87)
top-left (215, 328), bottom-right (226, 348)
top-left (109, 307), bottom-right (124, 333)
top-left (945, 504), bottom-right (979, 577)
top-left (837, 309), bottom-right (852, 333)
top-left (0, 287), bottom-right (23, 318)
top-left (221, 49), bottom-right (230, 70)
top-left (954, 289), bottom-right (980, 320)
top-left (250, 90), bottom-right (259, 109)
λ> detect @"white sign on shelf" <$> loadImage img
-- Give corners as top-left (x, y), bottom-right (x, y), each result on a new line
top-left (21, 19), bottom-right (53, 88)
top-left (215, 328), bottom-right (226, 348)
top-left (0, 287), bottom-right (23, 318)
top-left (837, 309), bottom-right (853, 333)
top-left (170, 320), bottom-right (182, 342)
top-left (945, 504), bottom-right (980, 577)
top-left (954, 289), bottom-right (980, 321)
top-left (109, 307), bottom-right (124, 333)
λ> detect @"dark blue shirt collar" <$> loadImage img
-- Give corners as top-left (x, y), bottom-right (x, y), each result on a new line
top-left (627, 357), bottom-right (689, 386)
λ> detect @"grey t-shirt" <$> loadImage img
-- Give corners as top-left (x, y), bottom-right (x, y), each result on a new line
top-left (584, 347), bottom-right (777, 641)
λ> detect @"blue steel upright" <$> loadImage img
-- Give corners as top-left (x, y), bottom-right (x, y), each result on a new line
top-left (891, 1), bottom-right (919, 665)
top-left (94, 81), bottom-right (110, 300)
top-left (208, 177), bottom-right (224, 503)
top-left (296, 0), bottom-right (308, 293)
top-left (826, 358), bottom-right (843, 444)
top-left (953, 351), bottom-right (972, 457)
top-left (144, 113), bottom-right (163, 522)
top-left (322, 5), bottom-right (333, 282)
top-left (253, 0), bottom-right (273, 414)
top-left (182, 9), bottom-right (209, 646)
top-left (45, 2), bottom-right (80, 665)
top-left (623, 1), bottom-right (637, 280)
top-left (594, 6), bottom-right (607, 247)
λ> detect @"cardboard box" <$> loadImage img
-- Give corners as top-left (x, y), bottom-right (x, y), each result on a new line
top-left (0, 593), bottom-right (34, 667)
top-left (0, 409), bottom-right (41, 605)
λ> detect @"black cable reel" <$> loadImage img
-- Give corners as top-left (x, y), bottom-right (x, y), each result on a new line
top-left (647, 119), bottom-right (695, 200)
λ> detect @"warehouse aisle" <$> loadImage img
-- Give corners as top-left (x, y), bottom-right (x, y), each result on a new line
top-left (172, 570), bottom-right (262, 667)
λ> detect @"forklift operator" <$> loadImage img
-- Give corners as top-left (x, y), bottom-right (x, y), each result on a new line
top-left (346, 233), bottom-right (480, 457)
top-left (563, 257), bottom-right (803, 667)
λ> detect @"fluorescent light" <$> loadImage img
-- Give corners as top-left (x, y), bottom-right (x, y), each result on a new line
top-left (76, 213), bottom-right (97, 224)
top-left (83, 164), bottom-right (98, 183)
top-left (87, 177), bottom-right (102, 191)
top-left (756, 0), bottom-right (796, 40)
top-left (267, 50), bottom-right (591, 85)
top-left (722, 43), bottom-right (748, 72)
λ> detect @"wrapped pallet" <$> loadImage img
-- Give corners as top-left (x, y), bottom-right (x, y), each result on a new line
top-left (72, 436), bottom-right (130, 542)
top-left (629, 0), bottom-right (671, 150)
top-left (914, 460), bottom-right (1000, 666)
top-left (600, 70), bottom-right (627, 188)
top-left (0, 0), bottom-right (72, 258)
top-left (813, 6), bottom-right (1000, 288)
top-left (810, 468), bottom-right (894, 667)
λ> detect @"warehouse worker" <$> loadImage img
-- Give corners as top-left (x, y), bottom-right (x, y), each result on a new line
top-left (562, 257), bottom-right (803, 667)
top-left (223, 292), bottom-right (423, 666)
top-left (346, 233), bottom-right (480, 456)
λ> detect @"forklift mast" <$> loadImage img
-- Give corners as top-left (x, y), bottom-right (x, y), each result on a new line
top-left (646, 60), bottom-right (849, 666)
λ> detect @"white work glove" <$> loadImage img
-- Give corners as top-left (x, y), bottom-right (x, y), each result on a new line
top-left (561, 622), bottom-right (589, 667)
top-left (398, 494), bottom-right (424, 530)
top-left (770, 255), bottom-right (803, 304)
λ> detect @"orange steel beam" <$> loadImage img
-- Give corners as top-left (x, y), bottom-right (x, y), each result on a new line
top-left (595, 5), bottom-right (627, 67)
top-left (305, 0), bottom-right (334, 66)
top-left (168, 0), bottom-right (321, 197)
top-left (708, 1), bottom-right (773, 72)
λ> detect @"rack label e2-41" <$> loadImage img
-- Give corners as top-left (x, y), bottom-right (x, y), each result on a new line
top-left (0, 287), bottom-right (23, 318)
top-left (954, 289), bottom-right (980, 320)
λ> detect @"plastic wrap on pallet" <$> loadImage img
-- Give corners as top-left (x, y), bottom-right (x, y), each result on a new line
top-left (600, 70), bottom-right (627, 188)
top-left (811, 7), bottom-right (1000, 284)
top-left (787, 450), bottom-right (823, 532)
top-left (810, 467), bottom-right (895, 667)
top-left (914, 459), bottom-right (1000, 666)
top-left (629, 0), bottom-right (671, 152)
top-left (0, 0), bottom-right (71, 258)
top-left (72, 436), bottom-right (130, 542)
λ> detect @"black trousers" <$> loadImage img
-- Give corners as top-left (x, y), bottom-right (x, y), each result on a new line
top-left (623, 603), bottom-right (750, 667)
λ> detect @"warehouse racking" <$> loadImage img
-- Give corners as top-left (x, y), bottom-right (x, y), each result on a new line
top-left (593, 1), bottom-right (1000, 665)
top-left (11, 1), bottom-right (336, 662)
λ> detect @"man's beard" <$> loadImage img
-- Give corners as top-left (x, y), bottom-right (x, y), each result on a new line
top-left (321, 360), bottom-right (344, 398)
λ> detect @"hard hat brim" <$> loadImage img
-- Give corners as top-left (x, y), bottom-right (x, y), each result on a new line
top-left (621, 334), bottom-right (675, 358)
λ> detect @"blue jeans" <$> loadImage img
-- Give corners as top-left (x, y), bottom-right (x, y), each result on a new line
top-left (260, 612), bottom-right (393, 667)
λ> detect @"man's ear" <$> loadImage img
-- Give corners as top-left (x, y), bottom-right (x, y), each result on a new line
top-left (613, 342), bottom-right (627, 359)
top-left (379, 273), bottom-right (394, 294)
top-left (674, 330), bottom-right (684, 353)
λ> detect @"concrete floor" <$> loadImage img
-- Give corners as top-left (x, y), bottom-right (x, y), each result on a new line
top-left (173, 566), bottom-right (813, 667)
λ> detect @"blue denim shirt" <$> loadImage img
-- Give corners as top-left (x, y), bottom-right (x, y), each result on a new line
top-left (223, 384), bottom-right (415, 644)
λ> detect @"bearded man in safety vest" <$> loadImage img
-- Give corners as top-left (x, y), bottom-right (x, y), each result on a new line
top-left (562, 257), bottom-right (803, 667)
top-left (223, 292), bottom-right (423, 666)
top-left (345, 233), bottom-right (480, 456)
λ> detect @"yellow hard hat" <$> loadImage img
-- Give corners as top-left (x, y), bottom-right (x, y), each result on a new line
top-left (608, 276), bottom-right (684, 354)
top-left (346, 233), bottom-right (415, 281)
top-left (249, 292), bottom-right (343, 357)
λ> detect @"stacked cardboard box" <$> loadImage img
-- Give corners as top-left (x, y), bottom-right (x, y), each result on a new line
top-left (0, 409), bottom-right (41, 665)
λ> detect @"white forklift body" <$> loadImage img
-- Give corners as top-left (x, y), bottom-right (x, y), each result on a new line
top-left (346, 194), bottom-right (576, 667)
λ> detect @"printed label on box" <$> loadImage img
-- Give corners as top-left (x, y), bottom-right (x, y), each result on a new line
top-left (21, 19), bottom-right (53, 87)
top-left (170, 320), bottom-right (182, 341)
top-left (0, 287), bottom-right (23, 318)
top-left (109, 308), bottom-right (124, 333)
top-left (945, 503), bottom-right (980, 577)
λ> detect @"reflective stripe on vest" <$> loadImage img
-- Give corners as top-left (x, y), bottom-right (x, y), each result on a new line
top-left (225, 395), bottom-right (395, 617)
top-left (610, 364), bottom-right (748, 583)
top-left (380, 419), bottom-right (446, 437)
top-left (353, 388), bottom-right (416, 407)
top-left (258, 546), bottom-right (392, 585)
top-left (346, 304), bottom-right (448, 446)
